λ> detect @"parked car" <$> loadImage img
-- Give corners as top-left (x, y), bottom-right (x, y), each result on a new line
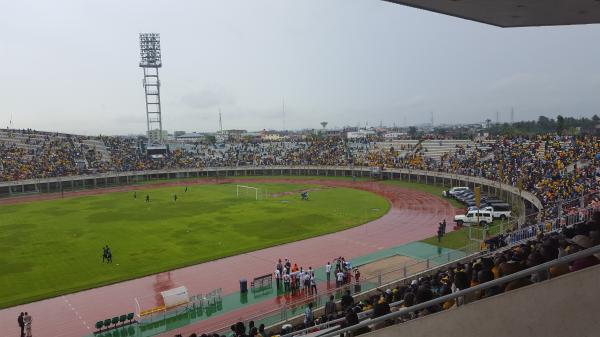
top-left (443, 186), bottom-right (469, 198)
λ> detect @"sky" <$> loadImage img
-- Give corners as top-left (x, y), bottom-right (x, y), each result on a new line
top-left (1, 0), bottom-right (600, 135)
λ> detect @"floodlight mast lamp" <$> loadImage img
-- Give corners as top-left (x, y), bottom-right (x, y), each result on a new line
top-left (139, 33), bottom-right (164, 143)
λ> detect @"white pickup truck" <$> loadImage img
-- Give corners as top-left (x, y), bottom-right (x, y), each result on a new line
top-left (454, 210), bottom-right (493, 226)
top-left (466, 205), bottom-right (512, 220)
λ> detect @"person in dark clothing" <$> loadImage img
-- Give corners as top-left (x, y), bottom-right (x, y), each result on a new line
top-left (185, 186), bottom-right (188, 193)
top-left (341, 290), bottom-right (354, 311)
top-left (133, 191), bottom-right (137, 199)
top-left (258, 324), bottom-right (267, 337)
top-left (18, 312), bottom-right (24, 337)
top-left (345, 308), bottom-right (358, 326)
top-left (145, 194), bottom-right (150, 202)
top-left (174, 194), bottom-right (177, 202)
top-left (442, 219), bottom-right (447, 235)
top-left (102, 245), bottom-right (109, 263)
top-left (106, 246), bottom-right (112, 263)
top-left (437, 226), bottom-right (443, 242)
top-left (324, 295), bottom-right (336, 320)
top-left (372, 296), bottom-right (391, 318)
top-left (235, 321), bottom-right (248, 337)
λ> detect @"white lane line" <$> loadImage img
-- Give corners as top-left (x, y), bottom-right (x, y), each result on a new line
top-left (62, 296), bottom-right (90, 330)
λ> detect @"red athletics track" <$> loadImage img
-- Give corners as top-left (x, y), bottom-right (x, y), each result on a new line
top-left (0, 179), bottom-right (462, 337)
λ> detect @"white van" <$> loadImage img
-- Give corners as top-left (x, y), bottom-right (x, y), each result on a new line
top-left (454, 210), bottom-right (493, 226)
top-left (443, 186), bottom-right (469, 198)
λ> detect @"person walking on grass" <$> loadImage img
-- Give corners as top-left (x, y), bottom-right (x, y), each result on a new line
top-left (102, 245), bottom-right (109, 263)
top-left (173, 194), bottom-right (177, 202)
top-left (106, 246), bottom-right (112, 263)
top-left (133, 191), bottom-right (137, 199)
top-left (145, 194), bottom-right (150, 202)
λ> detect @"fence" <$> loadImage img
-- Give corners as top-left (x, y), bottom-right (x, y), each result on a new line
top-left (206, 242), bottom-right (481, 335)
top-left (317, 244), bottom-right (600, 337)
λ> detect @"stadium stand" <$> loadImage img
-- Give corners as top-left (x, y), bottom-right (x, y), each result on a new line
top-left (2, 130), bottom-right (597, 213)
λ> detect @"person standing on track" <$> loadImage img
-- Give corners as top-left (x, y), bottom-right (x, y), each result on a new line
top-left (442, 219), bottom-right (447, 236)
top-left (283, 272), bottom-right (291, 292)
top-left (18, 312), bottom-right (24, 337)
top-left (23, 312), bottom-right (32, 337)
top-left (310, 274), bottom-right (317, 295)
top-left (274, 267), bottom-right (281, 290)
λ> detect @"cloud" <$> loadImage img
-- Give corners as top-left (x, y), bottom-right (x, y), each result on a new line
top-left (180, 87), bottom-right (235, 109)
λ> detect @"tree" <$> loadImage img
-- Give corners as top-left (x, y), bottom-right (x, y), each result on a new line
top-left (205, 135), bottom-right (216, 144)
top-left (556, 115), bottom-right (565, 134)
top-left (408, 126), bottom-right (418, 138)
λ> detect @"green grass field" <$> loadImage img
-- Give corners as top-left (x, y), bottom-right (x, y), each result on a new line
top-left (0, 182), bottom-right (389, 308)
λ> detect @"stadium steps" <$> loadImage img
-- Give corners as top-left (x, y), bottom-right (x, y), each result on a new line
top-left (362, 264), bottom-right (600, 337)
top-left (82, 139), bottom-right (112, 162)
top-left (420, 140), bottom-right (476, 162)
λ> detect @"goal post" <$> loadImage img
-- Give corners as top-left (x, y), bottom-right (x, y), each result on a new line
top-left (236, 185), bottom-right (260, 200)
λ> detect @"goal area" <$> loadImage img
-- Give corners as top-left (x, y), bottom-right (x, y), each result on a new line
top-left (236, 185), bottom-right (262, 200)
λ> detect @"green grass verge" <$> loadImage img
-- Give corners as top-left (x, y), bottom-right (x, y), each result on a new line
top-left (421, 220), bottom-right (506, 250)
top-left (0, 182), bottom-right (388, 308)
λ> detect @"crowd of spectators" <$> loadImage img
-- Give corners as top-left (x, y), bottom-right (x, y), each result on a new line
top-left (0, 129), bottom-right (100, 181)
top-left (2, 129), bottom-right (598, 213)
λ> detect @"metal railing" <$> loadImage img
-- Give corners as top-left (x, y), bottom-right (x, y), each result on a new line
top-left (318, 244), bottom-right (600, 337)
top-left (265, 201), bottom-right (599, 337)
top-left (208, 242), bottom-right (480, 335)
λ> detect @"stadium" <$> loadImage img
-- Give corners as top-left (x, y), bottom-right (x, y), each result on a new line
top-left (2, 2), bottom-right (600, 337)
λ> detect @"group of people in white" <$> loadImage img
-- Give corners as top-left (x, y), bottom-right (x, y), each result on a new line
top-left (274, 259), bottom-right (318, 295)
top-left (327, 256), bottom-right (360, 288)
top-left (274, 256), bottom-right (361, 297)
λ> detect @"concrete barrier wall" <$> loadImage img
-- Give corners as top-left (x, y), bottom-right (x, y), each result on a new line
top-left (0, 166), bottom-right (541, 218)
top-left (363, 264), bottom-right (600, 337)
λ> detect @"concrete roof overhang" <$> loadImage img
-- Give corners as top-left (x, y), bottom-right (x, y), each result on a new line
top-left (384, 0), bottom-right (600, 27)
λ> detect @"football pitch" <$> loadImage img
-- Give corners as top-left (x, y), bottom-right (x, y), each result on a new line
top-left (0, 182), bottom-right (389, 308)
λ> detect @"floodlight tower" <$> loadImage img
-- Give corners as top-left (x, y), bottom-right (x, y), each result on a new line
top-left (139, 33), bottom-right (164, 143)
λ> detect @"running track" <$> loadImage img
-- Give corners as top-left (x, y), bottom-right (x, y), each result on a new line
top-left (0, 179), bottom-right (462, 337)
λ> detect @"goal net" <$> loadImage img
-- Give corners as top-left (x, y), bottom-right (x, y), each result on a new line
top-left (236, 185), bottom-right (261, 200)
